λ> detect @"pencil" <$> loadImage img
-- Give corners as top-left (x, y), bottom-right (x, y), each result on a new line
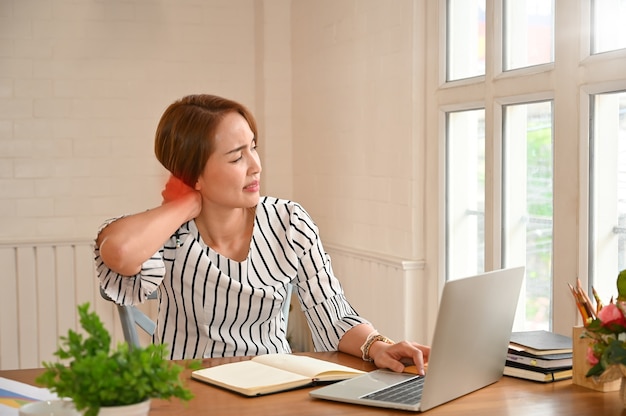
top-left (577, 278), bottom-right (596, 319)
top-left (568, 283), bottom-right (589, 323)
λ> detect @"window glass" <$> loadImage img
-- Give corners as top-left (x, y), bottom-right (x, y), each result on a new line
top-left (447, 0), bottom-right (486, 81)
top-left (592, 0), bottom-right (626, 54)
top-left (503, 0), bottom-right (554, 71)
top-left (589, 91), bottom-right (626, 302)
top-left (503, 101), bottom-right (553, 330)
top-left (446, 109), bottom-right (486, 279)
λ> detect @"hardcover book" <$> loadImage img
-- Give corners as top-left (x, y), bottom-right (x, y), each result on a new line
top-left (509, 330), bottom-right (572, 356)
top-left (504, 361), bottom-right (572, 383)
top-left (506, 349), bottom-right (572, 369)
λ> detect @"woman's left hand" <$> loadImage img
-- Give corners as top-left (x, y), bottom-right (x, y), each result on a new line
top-left (161, 175), bottom-right (196, 204)
top-left (369, 340), bottom-right (431, 375)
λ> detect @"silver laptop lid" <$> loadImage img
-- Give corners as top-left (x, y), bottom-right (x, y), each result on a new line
top-left (419, 266), bottom-right (524, 411)
top-left (310, 266), bottom-right (525, 412)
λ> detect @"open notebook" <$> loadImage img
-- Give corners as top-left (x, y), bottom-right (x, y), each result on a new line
top-left (310, 266), bottom-right (525, 412)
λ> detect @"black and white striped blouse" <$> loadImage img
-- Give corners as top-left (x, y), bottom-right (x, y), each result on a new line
top-left (95, 196), bottom-right (370, 359)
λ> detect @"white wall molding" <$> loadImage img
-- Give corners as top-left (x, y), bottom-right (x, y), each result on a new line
top-left (325, 243), bottom-right (425, 272)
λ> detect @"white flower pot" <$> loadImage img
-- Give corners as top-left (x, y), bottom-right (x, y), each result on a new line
top-left (97, 399), bottom-right (151, 416)
top-left (19, 399), bottom-right (80, 415)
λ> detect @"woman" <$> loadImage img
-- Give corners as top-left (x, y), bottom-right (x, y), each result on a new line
top-left (95, 94), bottom-right (429, 373)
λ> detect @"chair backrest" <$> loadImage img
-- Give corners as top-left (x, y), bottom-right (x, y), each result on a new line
top-left (101, 284), bottom-right (293, 349)
top-left (99, 287), bottom-right (157, 349)
top-left (283, 283), bottom-right (293, 329)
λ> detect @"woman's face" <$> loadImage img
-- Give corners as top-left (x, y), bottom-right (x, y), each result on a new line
top-left (195, 111), bottom-right (262, 210)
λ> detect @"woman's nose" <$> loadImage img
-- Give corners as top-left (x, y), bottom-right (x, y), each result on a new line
top-left (249, 152), bottom-right (262, 174)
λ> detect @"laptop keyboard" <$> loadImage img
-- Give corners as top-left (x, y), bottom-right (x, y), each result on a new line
top-left (361, 375), bottom-right (425, 405)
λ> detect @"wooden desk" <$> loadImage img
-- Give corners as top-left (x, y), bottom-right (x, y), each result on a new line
top-left (1, 352), bottom-right (624, 415)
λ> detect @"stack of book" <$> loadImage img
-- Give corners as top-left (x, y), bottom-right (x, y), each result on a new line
top-left (504, 330), bottom-right (573, 383)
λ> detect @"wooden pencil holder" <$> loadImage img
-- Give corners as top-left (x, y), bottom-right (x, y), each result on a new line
top-left (572, 326), bottom-right (621, 392)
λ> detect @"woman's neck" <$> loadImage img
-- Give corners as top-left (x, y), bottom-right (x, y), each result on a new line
top-left (194, 207), bottom-right (255, 261)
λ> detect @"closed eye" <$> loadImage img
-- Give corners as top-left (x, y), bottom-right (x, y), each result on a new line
top-left (228, 139), bottom-right (257, 163)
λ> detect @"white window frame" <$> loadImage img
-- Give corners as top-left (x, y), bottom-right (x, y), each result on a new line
top-left (579, 81), bottom-right (626, 305)
top-left (424, 0), bottom-right (626, 338)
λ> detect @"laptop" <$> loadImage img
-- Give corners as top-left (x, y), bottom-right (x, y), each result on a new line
top-left (310, 266), bottom-right (525, 412)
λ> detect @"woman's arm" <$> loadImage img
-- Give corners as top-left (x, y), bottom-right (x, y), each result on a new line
top-left (286, 200), bottom-right (431, 373)
top-left (338, 323), bottom-right (430, 374)
top-left (97, 178), bottom-right (201, 276)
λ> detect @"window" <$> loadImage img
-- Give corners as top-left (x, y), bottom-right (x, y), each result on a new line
top-left (503, 101), bottom-right (553, 330)
top-left (592, 0), bottom-right (626, 54)
top-left (503, 0), bottom-right (554, 71)
top-left (434, 0), bottom-right (626, 334)
top-left (447, 0), bottom-right (486, 81)
top-left (589, 91), bottom-right (626, 301)
top-left (446, 109), bottom-right (486, 279)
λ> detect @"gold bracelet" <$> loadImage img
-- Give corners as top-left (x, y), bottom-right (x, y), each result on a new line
top-left (360, 332), bottom-right (394, 362)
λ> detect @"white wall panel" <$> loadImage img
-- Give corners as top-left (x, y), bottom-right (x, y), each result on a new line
top-left (0, 240), bottom-right (125, 370)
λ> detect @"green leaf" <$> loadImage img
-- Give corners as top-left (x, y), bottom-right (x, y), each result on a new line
top-left (605, 338), bottom-right (626, 366)
top-left (586, 362), bottom-right (605, 377)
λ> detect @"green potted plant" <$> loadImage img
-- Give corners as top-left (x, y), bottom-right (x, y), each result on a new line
top-left (36, 303), bottom-right (195, 416)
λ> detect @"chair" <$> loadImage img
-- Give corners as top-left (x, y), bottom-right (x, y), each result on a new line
top-left (99, 287), bottom-right (157, 349)
top-left (101, 284), bottom-right (293, 349)
top-left (283, 283), bottom-right (293, 330)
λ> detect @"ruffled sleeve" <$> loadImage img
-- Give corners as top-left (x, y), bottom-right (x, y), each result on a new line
top-left (94, 217), bottom-right (165, 306)
top-left (286, 202), bottom-right (372, 350)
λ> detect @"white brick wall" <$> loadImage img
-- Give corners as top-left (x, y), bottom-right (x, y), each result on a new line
top-left (0, 0), bottom-right (263, 242)
top-left (0, 1), bottom-right (432, 367)
top-left (1, 0), bottom-right (424, 258)
top-left (291, 0), bottom-right (424, 261)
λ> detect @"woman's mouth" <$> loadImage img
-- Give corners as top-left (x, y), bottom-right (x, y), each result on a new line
top-left (244, 181), bottom-right (260, 192)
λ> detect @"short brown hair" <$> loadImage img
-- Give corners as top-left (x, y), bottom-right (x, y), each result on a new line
top-left (154, 94), bottom-right (258, 187)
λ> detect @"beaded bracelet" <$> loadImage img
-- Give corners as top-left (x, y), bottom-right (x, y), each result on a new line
top-left (360, 332), bottom-right (395, 362)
